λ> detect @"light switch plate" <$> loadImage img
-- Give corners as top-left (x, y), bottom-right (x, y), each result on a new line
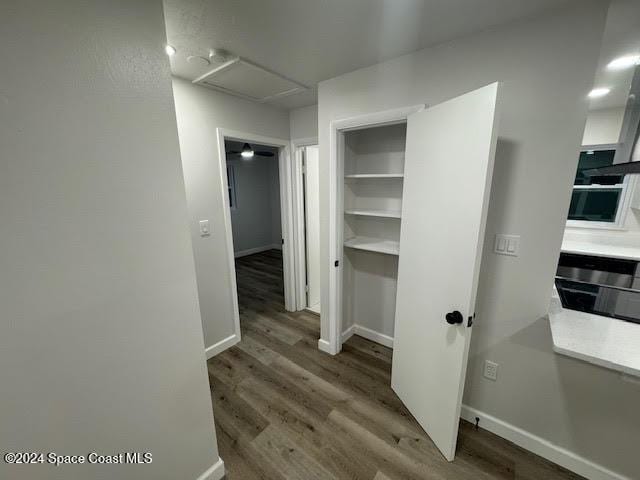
top-left (199, 220), bottom-right (211, 237)
top-left (494, 234), bottom-right (520, 256)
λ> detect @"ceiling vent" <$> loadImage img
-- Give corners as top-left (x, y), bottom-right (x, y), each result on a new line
top-left (192, 57), bottom-right (307, 103)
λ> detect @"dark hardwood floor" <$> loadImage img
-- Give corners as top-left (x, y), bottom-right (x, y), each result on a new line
top-left (207, 249), bottom-right (583, 480)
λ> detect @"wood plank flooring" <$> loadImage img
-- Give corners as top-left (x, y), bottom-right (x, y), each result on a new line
top-left (207, 249), bottom-right (583, 480)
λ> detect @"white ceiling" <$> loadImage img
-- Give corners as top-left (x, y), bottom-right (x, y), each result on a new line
top-left (164, 0), bottom-right (640, 111)
top-left (587, 0), bottom-right (640, 111)
top-left (164, 0), bottom-right (575, 109)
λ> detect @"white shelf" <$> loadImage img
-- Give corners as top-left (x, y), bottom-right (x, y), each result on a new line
top-left (344, 209), bottom-right (401, 219)
top-left (345, 173), bottom-right (404, 179)
top-left (344, 237), bottom-right (399, 256)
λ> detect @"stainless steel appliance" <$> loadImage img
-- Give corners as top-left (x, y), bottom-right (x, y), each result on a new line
top-left (555, 253), bottom-right (640, 324)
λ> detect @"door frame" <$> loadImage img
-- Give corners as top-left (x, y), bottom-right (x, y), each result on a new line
top-left (291, 137), bottom-right (319, 311)
top-left (322, 104), bottom-right (424, 355)
top-left (215, 128), bottom-right (297, 344)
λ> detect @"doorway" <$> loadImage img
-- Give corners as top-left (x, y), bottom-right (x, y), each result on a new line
top-left (216, 129), bottom-right (296, 346)
top-left (224, 138), bottom-right (288, 331)
top-left (225, 140), bottom-right (282, 258)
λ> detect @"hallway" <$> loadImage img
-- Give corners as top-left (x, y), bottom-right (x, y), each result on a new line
top-left (206, 250), bottom-right (582, 480)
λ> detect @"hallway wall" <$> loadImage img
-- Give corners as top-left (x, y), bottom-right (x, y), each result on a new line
top-left (172, 79), bottom-right (290, 351)
top-left (290, 104), bottom-right (319, 141)
top-left (0, 2), bottom-right (220, 479)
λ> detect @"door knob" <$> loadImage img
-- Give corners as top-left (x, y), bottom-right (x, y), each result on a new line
top-left (445, 310), bottom-right (463, 325)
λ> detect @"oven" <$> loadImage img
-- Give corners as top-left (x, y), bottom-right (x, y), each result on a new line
top-left (555, 253), bottom-right (640, 324)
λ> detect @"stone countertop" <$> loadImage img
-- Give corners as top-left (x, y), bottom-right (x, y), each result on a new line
top-left (548, 291), bottom-right (640, 377)
top-left (561, 240), bottom-right (640, 262)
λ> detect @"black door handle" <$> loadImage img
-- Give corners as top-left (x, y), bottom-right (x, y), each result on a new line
top-left (445, 310), bottom-right (463, 325)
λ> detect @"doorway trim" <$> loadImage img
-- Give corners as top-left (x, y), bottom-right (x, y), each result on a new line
top-left (291, 137), bottom-right (319, 311)
top-left (215, 128), bottom-right (296, 345)
top-left (322, 105), bottom-right (424, 355)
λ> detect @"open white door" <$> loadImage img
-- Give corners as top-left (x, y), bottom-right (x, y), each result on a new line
top-left (391, 83), bottom-right (500, 461)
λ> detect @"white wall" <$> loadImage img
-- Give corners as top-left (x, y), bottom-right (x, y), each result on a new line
top-left (290, 104), bottom-right (319, 141)
top-left (582, 107), bottom-right (625, 145)
top-left (228, 155), bottom-right (282, 255)
top-left (0, 2), bottom-right (220, 480)
top-left (172, 79), bottom-right (290, 349)
top-left (318, 2), bottom-right (639, 478)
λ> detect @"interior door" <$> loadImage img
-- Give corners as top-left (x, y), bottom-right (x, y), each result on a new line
top-left (304, 146), bottom-right (321, 313)
top-left (391, 83), bottom-right (500, 461)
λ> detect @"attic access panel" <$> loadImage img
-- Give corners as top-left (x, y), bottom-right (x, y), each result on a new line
top-left (193, 57), bottom-right (307, 103)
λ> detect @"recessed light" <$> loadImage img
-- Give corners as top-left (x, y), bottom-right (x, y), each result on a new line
top-left (187, 55), bottom-right (211, 67)
top-left (586, 150), bottom-right (595, 155)
top-left (165, 44), bottom-right (176, 56)
top-left (588, 88), bottom-right (610, 98)
top-left (607, 54), bottom-right (640, 71)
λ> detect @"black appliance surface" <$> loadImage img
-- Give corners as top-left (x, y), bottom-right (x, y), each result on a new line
top-left (555, 253), bottom-right (640, 325)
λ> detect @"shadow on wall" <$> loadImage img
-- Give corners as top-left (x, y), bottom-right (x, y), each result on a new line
top-left (465, 314), bottom-right (640, 475)
top-left (472, 138), bottom-right (521, 327)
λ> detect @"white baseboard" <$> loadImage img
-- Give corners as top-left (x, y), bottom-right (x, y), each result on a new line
top-left (205, 334), bottom-right (239, 359)
top-left (234, 244), bottom-right (281, 258)
top-left (342, 324), bottom-right (394, 348)
top-left (341, 325), bottom-right (356, 343)
top-left (318, 338), bottom-right (339, 355)
top-left (460, 405), bottom-right (630, 480)
top-left (196, 458), bottom-right (225, 480)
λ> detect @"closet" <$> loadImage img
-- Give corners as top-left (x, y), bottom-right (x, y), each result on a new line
top-left (329, 83), bottom-right (500, 462)
top-left (341, 123), bottom-right (407, 345)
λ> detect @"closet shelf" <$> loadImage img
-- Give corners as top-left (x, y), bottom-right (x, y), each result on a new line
top-left (344, 173), bottom-right (404, 179)
top-left (344, 209), bottom-right (401, 219)
top-left (344, 237), bottom-right (399, 256)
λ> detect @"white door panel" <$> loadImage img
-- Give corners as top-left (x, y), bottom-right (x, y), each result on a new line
top-left (391, 83), bottom-right (500, 461)
top-left (305, 146), bottom-right (321, 313)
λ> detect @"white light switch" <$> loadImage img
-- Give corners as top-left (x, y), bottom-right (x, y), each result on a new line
top-left (199, 220), bottom-right (211, 237)
top-left (494, 234), bottom-right (520, 256)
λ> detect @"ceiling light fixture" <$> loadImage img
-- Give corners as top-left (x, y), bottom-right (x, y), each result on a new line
top-left (210, 48), bottom-right (231, 63)
top-left (607, 54), bottom-right (640, 71)
top-left (187, 55), bottom-right (211, 67)
top-left (240, 143), bottom-right (254, 159)
top-left (588, 88), bottom-right (610, 98)
top-left (165, 44), bottom-right (176, 56)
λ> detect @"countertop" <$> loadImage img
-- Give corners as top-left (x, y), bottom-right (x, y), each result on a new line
top-left (548, 291), bottom-right (640, 377)
top-left (561, 239), bottom-right (640, 261)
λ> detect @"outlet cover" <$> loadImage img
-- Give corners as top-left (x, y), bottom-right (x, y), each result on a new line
top-left (484, 360), bottom-right (498, 381)
top-left (199, 219), bottom-right (211, 237)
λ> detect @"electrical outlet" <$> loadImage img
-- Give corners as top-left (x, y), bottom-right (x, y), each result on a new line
top-left (483, 360), bottom-right (498, 381)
